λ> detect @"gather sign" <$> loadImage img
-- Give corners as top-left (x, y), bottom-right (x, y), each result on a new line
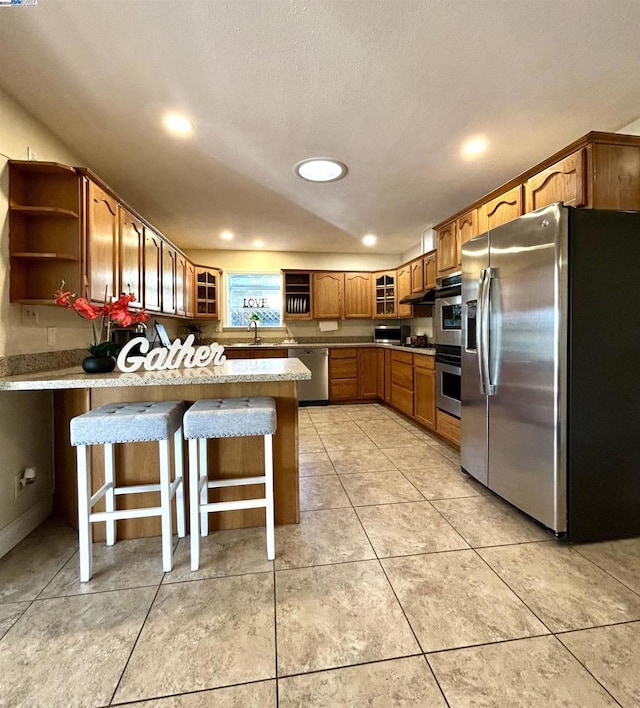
top-left (116, 335), bottom-right (226, 372)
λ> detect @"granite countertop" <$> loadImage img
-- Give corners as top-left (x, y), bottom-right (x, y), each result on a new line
top-left (0, 358), bottom-right (311, 391)
top-left (229, 341), bottom-right (437, 355)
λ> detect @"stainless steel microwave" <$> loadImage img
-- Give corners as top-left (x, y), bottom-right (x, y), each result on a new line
top-left (373, 325), bottom-right (410, 344)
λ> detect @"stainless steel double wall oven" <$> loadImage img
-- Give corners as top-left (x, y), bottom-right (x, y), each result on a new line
top-left (434, 274), bottom-right (462, 418)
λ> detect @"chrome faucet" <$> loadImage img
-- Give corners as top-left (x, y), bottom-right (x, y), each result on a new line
top-left (248, 319), bottom-right (261, 345)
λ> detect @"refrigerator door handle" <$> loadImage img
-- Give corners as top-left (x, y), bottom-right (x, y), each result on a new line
top-left (476, 269), bottom-right (487, 394)
top-left (483, 267), bottom-right (496, 396)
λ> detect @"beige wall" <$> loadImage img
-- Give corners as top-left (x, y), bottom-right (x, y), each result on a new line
top-left (0, 87), bottom-right (88, 536)
top-left (0, 85), bottom-right (90, 357)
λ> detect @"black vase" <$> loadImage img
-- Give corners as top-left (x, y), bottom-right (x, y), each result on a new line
top-left (82, 356), bottom-right (117, 374)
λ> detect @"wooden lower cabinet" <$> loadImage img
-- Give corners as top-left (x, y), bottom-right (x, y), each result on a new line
top-left (329, 347), bottom-right (377, 401)
top-left (390, 350), bottom-right (414, 417)
top-left (414, 354), bottom-right (435, 429)
top-left (376, 349), bottom-right (385, 399)
top-left (436, 409), bottom-right (461, 445)
top-left (223, 348), bottom-right (288, 360)
top-left (384, 349), bottom-right (392, 404)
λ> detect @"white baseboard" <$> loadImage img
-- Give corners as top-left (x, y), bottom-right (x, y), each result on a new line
top-left (0, 497), bottom-right (53, 559)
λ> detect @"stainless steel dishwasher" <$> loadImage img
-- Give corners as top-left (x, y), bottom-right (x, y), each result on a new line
top-left (288, 347), bottom-right (328, 403)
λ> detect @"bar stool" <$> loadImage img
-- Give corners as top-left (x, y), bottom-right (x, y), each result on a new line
top-left (183, 397), bottom-right (277, 571)
top-left (70, 400), bottom-right (186, 582)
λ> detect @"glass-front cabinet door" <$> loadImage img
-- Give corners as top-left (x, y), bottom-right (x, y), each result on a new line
top-left (373, 270), bottom-right (397, 318)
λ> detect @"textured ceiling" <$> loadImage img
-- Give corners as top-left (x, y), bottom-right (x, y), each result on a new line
top-left (1, 0), bottom-right (639, 255)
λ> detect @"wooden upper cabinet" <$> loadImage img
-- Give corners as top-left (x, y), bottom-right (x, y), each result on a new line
top-left (478, 185), bottom-right (523, 234)
top-left (185, 261), bottom-right (195, 319)
top-left (373, 270), bottom-right (397, 319)
top-left (396, 264), bottom-right (412, 318)
top-left (457, 209), bottom-right (477, 264)
top-left (344, 272), bottom-right (372, 319)
top-left (436, 221), bottom-right (458, 277)
top-left (411, 258), bottom-right (424, 293)
top-left (195, 266), bottom-right (220, 318)
top-left (86, 179), bottom-right (118, 302)
top-left (313, 272), bottom-right (344, 319)
top-left (143, 227), bottom-right (162, 312)
top-left (175, 253), bottom-right (188, 317)
top-left (423, 250), bottom-right (437, 290)
top-left (525, 149), bottom-right (586, 213)
top-left (161, 241), bottom-right (176, 315)
top-left (118, 207), bottom-right (143, 307)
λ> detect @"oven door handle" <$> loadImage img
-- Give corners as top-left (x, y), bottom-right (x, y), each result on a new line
top-left (482, 267), bottom-right (496, 396)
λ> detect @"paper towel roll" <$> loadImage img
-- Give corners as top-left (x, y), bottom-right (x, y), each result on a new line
top-left (318, 320), bottom-right (339, 332)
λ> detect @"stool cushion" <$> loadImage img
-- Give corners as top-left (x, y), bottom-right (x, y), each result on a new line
top-left (70, 401), bottom-right (185, 446)
top-left (183, 397), bottom-right (277, 439)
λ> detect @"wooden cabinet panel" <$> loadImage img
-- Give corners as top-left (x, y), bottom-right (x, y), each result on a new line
top-left (175, 253), bottom-right (187, 317)
top-left (391, 385), bottom-right (414, 418)
top-left (331, 357), bottom-right (358, 379)
top-left (457, 209), bottom-right (477, 265)
top-left (331, 379), bottom-right (359, 400)
top-left (185, 261), bottom-right (195, 318)
top-left (223, 349), bottom-right (252, 359)
top-left (330, 348), bottom-right (358, 359)
top-left (525, 149), bottom-right (586, 213)
top-left (436, 221), bottom-right (458, 277)
top-left (591, 143), bottom-right (640, 210)
top-left (411, 258), bottom-right (424, 293)
top-left (283, 271), bottom-right (312, 319)
top-left (118, 207), bottom-right (143, 306)
top-left (161, 242), bottom-right (176, 315)
top-left (397, 264), bottom-right (412, 318)
top-left (86, 180), bottom-right (117, 302)
top-left (423, 251), bottom-right (437, 290)
top-left (391, 350), bottom-right (414, 365)
top-left (313, 272), bottom-right (344, 319)
top-left (376, 349), bottom-right (385, 399)
top-left (391, 359), bottom-right (413, 391)
top-left (254, 348), bottom-right (288, 358)
top-left (373, 270), bottom-right (397, 319)
top-left (143, 228), bottom-right (162, 312)
top-left (329, 348), bottom-right (357, 401)
top-left (384, 349), bottom-right (392, 404)
top-left (357, 348), bottom-right (378, 399)
top-left (344, 272), bottom-right (372, 318)
top-left (414, 359), bottom-right (435, 429)
top-left (478, 185), bottom-right (523, 234)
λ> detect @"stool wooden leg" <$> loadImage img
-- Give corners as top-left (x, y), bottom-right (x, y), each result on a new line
top-left (158, 438), bottom-right (173, 572)
top-left (173, 428), bottom-right (186, 539)
top-left (76, 445), bottom-right (93, 582)
top-left (264, 434), bottom-right (275, 561)
top-left (199, 438), bottom-right (209, 537)
top-left (104, 443), bottom-right (116, 546)
top-left (188, 438), bottom-right (200, 571)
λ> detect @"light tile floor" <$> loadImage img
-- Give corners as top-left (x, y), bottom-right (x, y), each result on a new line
top-left (1, 403), bottom-right (639, 707)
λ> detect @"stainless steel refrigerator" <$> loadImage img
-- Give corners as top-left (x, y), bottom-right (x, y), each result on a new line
top-left (461, 203), bottom-right (640, 542)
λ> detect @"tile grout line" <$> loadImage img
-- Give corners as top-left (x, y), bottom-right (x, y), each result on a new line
top-left (108, 577), bottom-right (164, 706)
top-left (572, 547), bottom-right (640, 600)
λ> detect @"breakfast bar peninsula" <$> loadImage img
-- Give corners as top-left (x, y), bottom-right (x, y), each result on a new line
top-left (0, 357), bottom-right (311, 540)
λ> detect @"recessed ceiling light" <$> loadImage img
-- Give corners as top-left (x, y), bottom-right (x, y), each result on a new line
top-left (462, 138), bottom-right (487, 157)
top-left (220, 231), bottom-right (234, 241)
top-left (294, 158), bottom-right (348, 183)
top-left (362, 234), bottom-right (377, 247)
top-left (163, 113), bottom-right (195, 136)
top-left (253, 239), bottom-right (264, 248)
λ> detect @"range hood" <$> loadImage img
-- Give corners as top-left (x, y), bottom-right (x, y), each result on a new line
top-left (399, 288), bottom-right (436, 305)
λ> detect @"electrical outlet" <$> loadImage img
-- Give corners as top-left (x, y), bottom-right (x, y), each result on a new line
top-left (21, 305), bottom-right (39, 326)
top-left (47, 327), bottom-right (56, 347)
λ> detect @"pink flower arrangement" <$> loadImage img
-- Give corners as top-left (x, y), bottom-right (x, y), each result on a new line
top-left (54, 283), bottom-right (148, 357)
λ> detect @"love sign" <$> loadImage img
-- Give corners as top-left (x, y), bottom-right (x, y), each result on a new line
top-left (116, 335), bottom-right (227, 372)
top-left (243, 297), bottom-right (267, 308)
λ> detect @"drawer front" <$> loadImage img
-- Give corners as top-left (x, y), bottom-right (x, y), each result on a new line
top-left (391, 360), bottom-right (413, 390)
top-left (331, 358), bottom-right (358, 379)
top-left (391, 350), bottom-right (414, 366)
top-left (223, 350), bottom-right (253, 359)
top-left (330, 348), bottom-right (358, 359)
top-left (414, 353), bottom-right (435, 370)
top-left (436, 409), bottom-right (461, 446)
top-left (254, 348), bottom-right (288, 358)
top-left (391, 384), bottom-right (414, 417)
top-left (330, 379), bottom-right (358, 400)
